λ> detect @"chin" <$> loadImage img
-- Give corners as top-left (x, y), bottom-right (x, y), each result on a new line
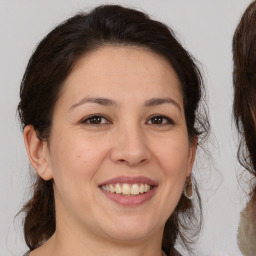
top-left (101, 215), bottom-right (161, 242)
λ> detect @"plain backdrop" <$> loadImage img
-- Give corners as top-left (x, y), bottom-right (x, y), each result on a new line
top-left (0, 0), bottom-right (253, 255)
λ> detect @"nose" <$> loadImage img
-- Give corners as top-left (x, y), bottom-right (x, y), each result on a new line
top-left (110, 125), bottom-right (151, 167)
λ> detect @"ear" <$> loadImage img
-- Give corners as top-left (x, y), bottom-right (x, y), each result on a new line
top-left (23, 125), bottom-right (53, 180)
top-left (186, 136), bottom-right (198, 177)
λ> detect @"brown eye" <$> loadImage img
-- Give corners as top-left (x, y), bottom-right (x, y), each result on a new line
top-left (151, 116), bottom-right (163, 124)
top-left (82, 115), bottom-right (109, 125)
top-left (147, 115), bottom-right (173, 125)
top-left (89, 116), bottom-right (102, 124)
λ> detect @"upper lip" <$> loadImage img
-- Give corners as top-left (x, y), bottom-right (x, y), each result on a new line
top-left (99, 176), bottom-right (158, 186)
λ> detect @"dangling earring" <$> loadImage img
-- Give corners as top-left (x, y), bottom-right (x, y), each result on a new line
top-left (183, 176), bottom-right (194, 199)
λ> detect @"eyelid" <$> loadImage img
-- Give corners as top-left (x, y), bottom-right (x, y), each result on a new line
top-left (146, 114), bottom-right (175, 125)
top-left (80, 114), bottom-right (112, 125)
top-left (78, 113), bottom-right (175, 126)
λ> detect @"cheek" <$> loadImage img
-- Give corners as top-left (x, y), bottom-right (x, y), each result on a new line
top-left (48, 131), bottom-right (110, 185)
top-left (48, 131), bottom-right (111, 212)
top-left (154, 135), bottom-right (191, 174)
top-left (149, 135), bottom-right (191, 221)
top-left (153, 134), bottom-right (191, 201)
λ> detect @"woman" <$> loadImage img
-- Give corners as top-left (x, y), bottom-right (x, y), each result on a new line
top-left (18, 5), bottom-right (209, 256)
top-left (233, 1), bottom-right (256, 255)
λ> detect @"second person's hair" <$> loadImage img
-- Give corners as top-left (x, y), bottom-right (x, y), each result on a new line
top-left (233, 0), bottom-right (256, 201)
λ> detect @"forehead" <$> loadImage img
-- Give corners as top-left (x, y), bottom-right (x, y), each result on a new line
top-left (59, 45), bottom-right (183, 107)
top-left (73, 45), bottom-right (180, 82)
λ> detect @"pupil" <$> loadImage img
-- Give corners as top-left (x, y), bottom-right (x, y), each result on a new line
top-left (152, 116), bottom-right (162, 124)
top-left (90, 117), bottom-right (101, 124)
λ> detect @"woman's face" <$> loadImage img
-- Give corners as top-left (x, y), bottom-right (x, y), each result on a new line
top-left (44, 46), bottom-right (196, 243)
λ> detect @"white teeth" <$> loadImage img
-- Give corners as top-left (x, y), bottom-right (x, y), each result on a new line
top-left (145, 184), bottom-right (150, 192)
top-left (115, 184), bottom-right (122, 194)
top-left (110, 184), bottom-right (115, 193)
top-left (102, 183), bottom-right (152, 195)
top-left (131, 184), bottom-right (139, 195)
top-left (122, 184), bottom-right (130, 195)
top-left (139, 184), bottom-right (145, 193)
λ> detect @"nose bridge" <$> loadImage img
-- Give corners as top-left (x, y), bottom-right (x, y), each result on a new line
top-left (111, 120), bottom-right (151, 166)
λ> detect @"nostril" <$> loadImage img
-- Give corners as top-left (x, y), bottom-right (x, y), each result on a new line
top-left (116, 158), bottom-right (149, 167)
top-left (110, 145), bottom-right (151, 167)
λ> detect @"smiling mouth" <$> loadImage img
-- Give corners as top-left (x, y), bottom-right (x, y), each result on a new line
top-left (101, 183), bottom-right (154, 196)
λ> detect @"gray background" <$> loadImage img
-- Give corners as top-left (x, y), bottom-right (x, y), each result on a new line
top-left (0, 0), bottom-right (252, 255)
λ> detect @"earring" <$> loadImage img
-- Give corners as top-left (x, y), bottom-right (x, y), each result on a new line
top-left (183, 176), bottom-right (194, 200)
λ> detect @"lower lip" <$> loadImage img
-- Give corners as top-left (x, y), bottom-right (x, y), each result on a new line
top-left (100, 187), bottom-right (157, 206)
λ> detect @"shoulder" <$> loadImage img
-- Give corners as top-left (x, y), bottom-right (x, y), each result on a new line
top-left (237, 198), bottom-right (256, 256)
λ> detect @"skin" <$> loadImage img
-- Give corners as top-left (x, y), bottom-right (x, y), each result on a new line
top-left (24, 46), bottom-right (196, 256)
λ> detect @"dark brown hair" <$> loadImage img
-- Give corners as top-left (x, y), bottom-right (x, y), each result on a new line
top-left (233, 0), bottom-right (256, 202)
top-left (18, 5), bottom-right (209, 255)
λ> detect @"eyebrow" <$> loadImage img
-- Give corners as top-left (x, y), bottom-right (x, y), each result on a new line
top-left (69, 97), bottom-right (117, 110)
top-left (145, 98), bottom-right (181, 111)
top-left (69, 97), bottom-right (181, 111)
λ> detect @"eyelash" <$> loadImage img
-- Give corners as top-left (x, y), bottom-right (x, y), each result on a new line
top-left (80, 115), bottom-right (111, 125)
top-left (80, 114), bottom-right (175, 126)
top-left (146, 115), bottom-right (175, 125)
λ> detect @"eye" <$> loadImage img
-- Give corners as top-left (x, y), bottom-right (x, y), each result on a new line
top-left (81, 115), bottom-right (110, 125)
top-left (147, 115), bottom-right (174, 125)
